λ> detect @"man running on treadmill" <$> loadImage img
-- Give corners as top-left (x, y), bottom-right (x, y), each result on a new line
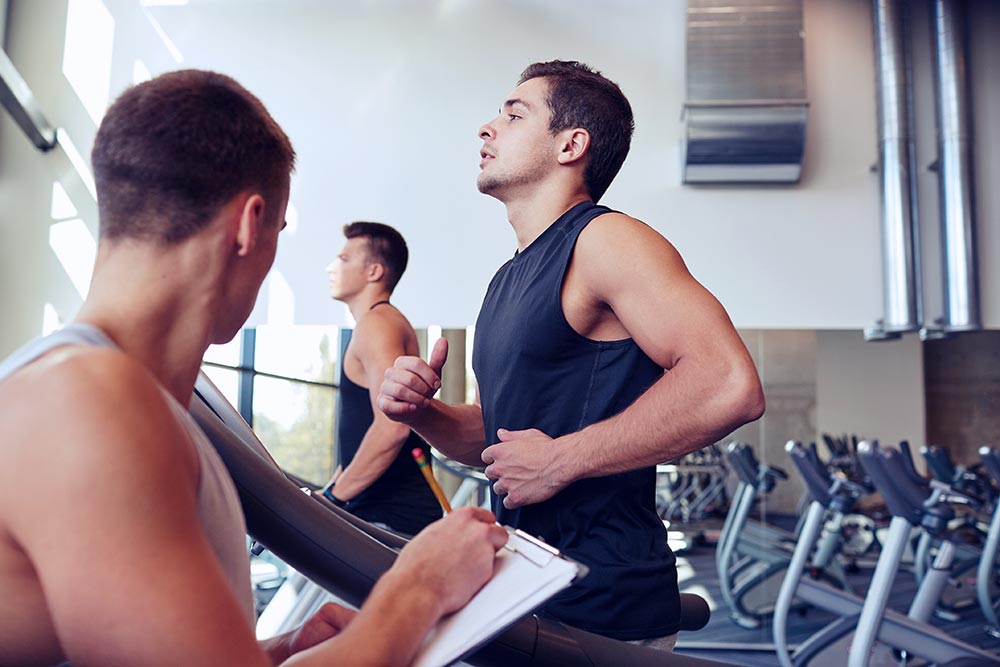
top-left (378, 60), bottom-right (765, 650)
top-left (0, 69), bottom-right (507, 667)
top-left (320, 222), bottom-right (441, 535)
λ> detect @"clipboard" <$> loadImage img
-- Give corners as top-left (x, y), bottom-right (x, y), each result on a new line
top-left (411, 526), bottom-right (588, 667)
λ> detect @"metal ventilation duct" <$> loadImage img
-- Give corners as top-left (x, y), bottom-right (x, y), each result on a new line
top-left (682, 0), bottom-right (808, 184)
top-left (931, 0), bottom-right (980, 333)
top-left (865, 0), bottom-right (921, 340)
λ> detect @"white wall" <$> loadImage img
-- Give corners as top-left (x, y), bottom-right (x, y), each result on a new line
top-left (1, 0), bottom-right (998, 357)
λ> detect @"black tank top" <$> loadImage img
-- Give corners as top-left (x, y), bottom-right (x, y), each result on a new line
top-left (337, 364), bottom-right (440, 536)
top-left (472, 201), bottom-right (680, 640)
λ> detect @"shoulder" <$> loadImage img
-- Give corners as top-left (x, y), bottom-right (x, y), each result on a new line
top-left (1, 346), bottom-right (162, 422)
top-left (576, 212), bottom-right (690, 281)
top-left (352, 306), bottom-right (415, 357)
top-left (0, 347), bottom-right (199, 507)
top-left (354, 305), bottom-right (412, 339)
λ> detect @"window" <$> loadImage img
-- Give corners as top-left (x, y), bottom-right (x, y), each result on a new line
top-left (201, 326), bottom-right (341, 486)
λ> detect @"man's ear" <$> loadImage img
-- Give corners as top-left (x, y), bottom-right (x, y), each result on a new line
top-left (366, 261), bottom-right (386, 284)
top-left (557, 128), bottom-right (590, 165)
top-left (234, 194), bottom-right (266, 257)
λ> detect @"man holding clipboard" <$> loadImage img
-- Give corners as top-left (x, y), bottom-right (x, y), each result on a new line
top-left (379, 60), bottom-right (764, 649)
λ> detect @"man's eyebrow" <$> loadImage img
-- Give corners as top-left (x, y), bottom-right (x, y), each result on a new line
top-left (501, 98), bottom-right (531, 113)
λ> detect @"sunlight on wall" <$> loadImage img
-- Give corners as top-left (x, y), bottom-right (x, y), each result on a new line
top-left (142, 7), bottom-right (184, 63)
top-left (42, 303), bottom-right (63, 336)
top-left (49, 219), bottom-right (97, 298)
top-left (62, 0), bottom-right (115, 125)
top-left (266, 268), bottom-right (295, 325)
top-left (56, 131), bottom-right (97, 200)
top-left (132, 58), bottom-right (152, 84)
top-left (50, 182), bottom-right (78, 220)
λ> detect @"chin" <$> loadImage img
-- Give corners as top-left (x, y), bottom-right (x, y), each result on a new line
top-left (476, 176), bottom-right (497, 195)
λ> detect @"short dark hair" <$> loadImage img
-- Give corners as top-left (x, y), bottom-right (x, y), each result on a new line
top-left (519, 60), bottom-right (634, 202)
top-left (92, 69), bottom-right (295, 244)
top-left (343, 221), bottom-right (409, 293)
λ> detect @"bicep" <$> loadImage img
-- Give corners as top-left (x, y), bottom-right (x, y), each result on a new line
top-left (588, 220), bottom-right (749, 371)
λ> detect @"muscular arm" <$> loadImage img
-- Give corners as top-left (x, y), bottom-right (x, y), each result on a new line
top-left (407, 389), bottom-right (486, 466)
top-left (330, 314), bottom-right (417, 501)
top-left (378, 338), bottom-right (488, 467)
top-left (483, 214), bottom-right (764, 507)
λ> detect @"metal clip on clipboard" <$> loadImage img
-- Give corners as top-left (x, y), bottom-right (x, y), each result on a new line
top-left (503, 526), bottom-right (590, 578)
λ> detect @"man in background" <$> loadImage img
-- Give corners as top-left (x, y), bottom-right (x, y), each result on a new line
top-left (321, 222), bottom-right (441, 536)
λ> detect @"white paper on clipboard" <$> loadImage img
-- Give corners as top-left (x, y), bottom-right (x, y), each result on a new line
top-left (411, 526), bottom-right (587, 667)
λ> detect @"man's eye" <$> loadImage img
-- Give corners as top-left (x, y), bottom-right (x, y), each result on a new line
top-left (508, 114), bottom-right (521, 121)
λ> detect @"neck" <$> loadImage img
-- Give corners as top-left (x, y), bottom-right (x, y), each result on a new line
top-left (74, 236), bottom-right (230, 405)
top-left (344, 290), bottom-right (393, 322)
top-left (503, 183), bottom-right (591, 250)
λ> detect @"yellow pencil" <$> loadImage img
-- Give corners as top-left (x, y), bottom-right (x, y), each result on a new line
top-left (411, 448), bottom-right (452, 514)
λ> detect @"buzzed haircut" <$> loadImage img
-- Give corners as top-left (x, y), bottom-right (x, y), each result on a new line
top-left (519, 60), bottom-right (634, 203)
top-left (344, 221), bottom-right (409, 293)
top-left (91, 69), bottom-right (295, 244)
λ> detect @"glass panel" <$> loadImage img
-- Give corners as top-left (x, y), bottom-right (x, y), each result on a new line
top-left (203, 335), bottom-right (242, 367)
top-left (201, 366), bottom-right (240, 410)
top-left (254, 325), bottom-right (338, 384)
top-left (252, 375), bottom-right (336, 486)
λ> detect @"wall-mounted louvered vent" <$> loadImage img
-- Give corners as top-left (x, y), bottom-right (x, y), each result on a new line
top-left (683, 0), bottom-right (807, 184)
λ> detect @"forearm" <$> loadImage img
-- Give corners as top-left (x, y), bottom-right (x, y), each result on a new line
top-left (560, 360), bottom-right (764, 480)
top-left (282, 569), bottom-right (443, 667)
top-left (333, 424), bottom-right (409, 500)
top-left (410, 400), bottom-right (486, 466)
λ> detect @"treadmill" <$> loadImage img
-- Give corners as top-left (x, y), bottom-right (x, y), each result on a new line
top-left (189, 372), bottom-right (737, 667)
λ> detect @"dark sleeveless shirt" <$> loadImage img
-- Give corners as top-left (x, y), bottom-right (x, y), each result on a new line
top-left (337, 364), bottom-right (440, 536)
top-left (472, 201), bottom-right (681, 640)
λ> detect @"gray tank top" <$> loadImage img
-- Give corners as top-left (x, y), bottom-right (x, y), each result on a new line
top-left (0, 323), bottom-right (255, 630)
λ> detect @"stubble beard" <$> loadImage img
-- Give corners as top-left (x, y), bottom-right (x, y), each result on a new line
top-left (477, 164), bottom-right (539, 199)
top-left (477, 170), bottom-right (502, 196)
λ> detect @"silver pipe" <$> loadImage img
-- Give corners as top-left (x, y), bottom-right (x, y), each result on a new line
top-left (870, 0), bottom-right (921, 335)
top-left (932, 0), bottom-right (980, 331)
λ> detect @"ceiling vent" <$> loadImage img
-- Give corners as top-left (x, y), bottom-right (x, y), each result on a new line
top-left (683, 0), bottom-right (807, 184)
